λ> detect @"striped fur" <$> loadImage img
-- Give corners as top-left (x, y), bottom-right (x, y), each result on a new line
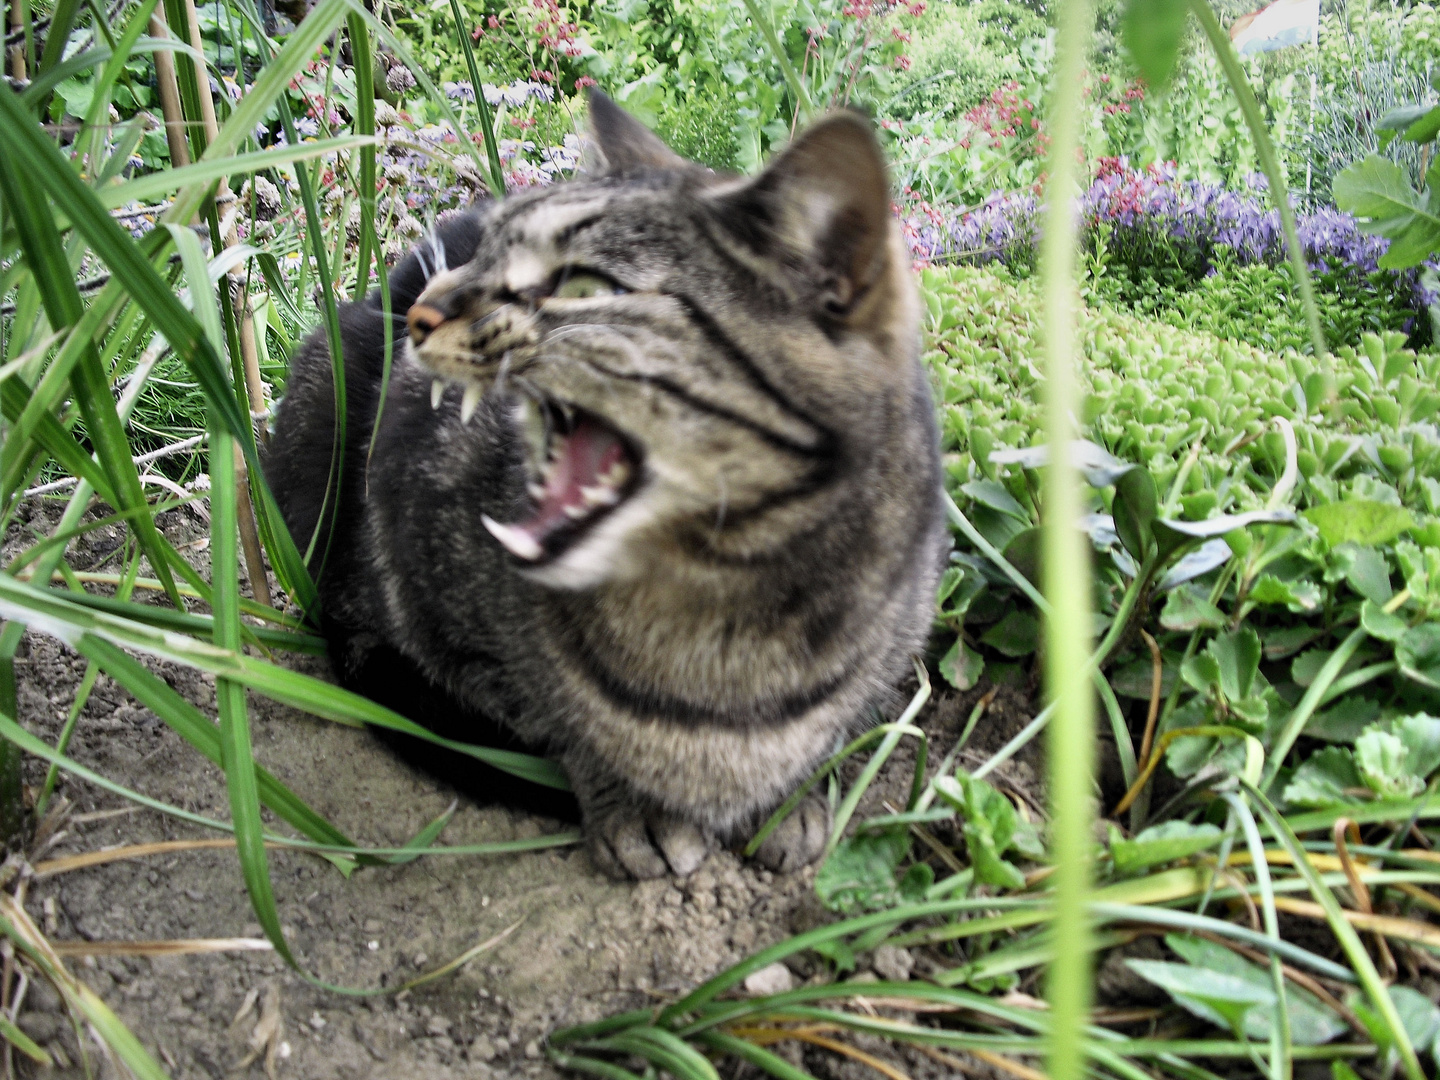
top-left (265, 93), bottom-right (947, 878)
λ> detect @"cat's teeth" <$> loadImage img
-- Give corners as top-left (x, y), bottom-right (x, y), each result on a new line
top-left (527, 482), bottom-right (547, 501)
top-left (600, 461), bottom-right (631, 488)
top-left (460, 384), bottom-right (482, 424)
top-left (563, 503), bottom-right (589, 520)
top-left (481, 514), bottom-right (543, 561)
top-left (580, 484), bottom-right (619, 508)
top-left (430, 380), bottom-right (444, 410)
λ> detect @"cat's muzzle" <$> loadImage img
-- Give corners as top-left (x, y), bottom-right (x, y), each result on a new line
top-left (480, 395), bottom-right (642, 564)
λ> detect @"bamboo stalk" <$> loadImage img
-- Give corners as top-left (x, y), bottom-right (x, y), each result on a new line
top-left (148, 12), bottom-right (190, 168)
top-left (7, 0), bottom-right (23, 80)
top-left (169, 0), bottom-right (273, 609)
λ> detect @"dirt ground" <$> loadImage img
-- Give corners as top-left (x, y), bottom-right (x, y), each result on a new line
top-left (3, 504), bottom-right (1051, 1080)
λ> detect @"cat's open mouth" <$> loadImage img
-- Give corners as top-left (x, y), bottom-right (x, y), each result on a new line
top-left (481, 398), bottom-right (641, 563)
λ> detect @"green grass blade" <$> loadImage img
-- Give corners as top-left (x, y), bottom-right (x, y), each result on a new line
top-left (1037, 0), bottom-right (1100, 1078)
top-left (545, 1051), bottom-right (648, 1080)
top-left (71, 634), bottom-right (359, 854)
top-left (1239, 778), bottom-right (1424, 1080)
top-left (212, 416), bottom-right (296, 965)
top-left (0, 151), bottom-right (182, 609)
top-left (105, 136), bottom-right (377, 211)
top-left (0, 901), bottom-right (170, 1080)
top-left (693, 1030), bottom-right (814, 1080)
top-left (0, 82), bottom-right (317, 613)
top-left (345, 12), bottom-right (377, 291)
top-left (446, 0), bottom-right (506, 196)
top-left (0, 1012), bottom-right (52, 1066)
top-left (0, 573), bottom-right (568, 788)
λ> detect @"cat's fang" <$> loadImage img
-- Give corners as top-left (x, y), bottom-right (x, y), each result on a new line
top-left (600, 461), bottom-right (631, 487)
top-left (481, 514), bottom-right (543, 561)
top-left (563, 503), bottom-right (589, 520)
top-left (527, 481), bottom-right (547, 501)
top-left (431, 380), bottom-right (444, 410)
top-left (461, 383), bottom-right (482, 424)
top-left (580, 485), bottom-right (619, 508)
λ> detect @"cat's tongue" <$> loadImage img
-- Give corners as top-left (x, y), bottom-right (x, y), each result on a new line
top-left (482, 416), bottom-right (632, 562)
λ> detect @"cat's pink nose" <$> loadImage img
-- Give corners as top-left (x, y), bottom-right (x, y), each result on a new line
top-left (407, 303), bottom-right (447, 344)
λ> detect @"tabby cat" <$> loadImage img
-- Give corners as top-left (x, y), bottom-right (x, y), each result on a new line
top-left (265, 92), bottom-right (947, 879)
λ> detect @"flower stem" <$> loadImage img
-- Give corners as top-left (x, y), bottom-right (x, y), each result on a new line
top-left (1189, 0), bottom-right (1330, 368)
top-left (1038, 0), bottom-right (1097, 1075)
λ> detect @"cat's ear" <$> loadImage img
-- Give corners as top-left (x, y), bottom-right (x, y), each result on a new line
top-left (587, 89), bottom-right (687, 173)
top-left (711, 111), bottom-right (892, 318)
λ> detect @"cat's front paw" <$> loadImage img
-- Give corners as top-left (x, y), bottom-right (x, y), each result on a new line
top-left (751, 794), bottom-right (830, 874)
top-left (588, 807), bottom-right (714, 880)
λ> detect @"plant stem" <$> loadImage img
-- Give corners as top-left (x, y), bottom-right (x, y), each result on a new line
top-left (1261, 626), bottom-right (1365, 790)
top-left (1189, 0), bottom-right (1329, 367)
top-left (739, 0), bottom-right (813, 123)
top-left (1038, 0), bottom-right (1097, 1075)
top-left (447, 0), bottom-right (506, 198)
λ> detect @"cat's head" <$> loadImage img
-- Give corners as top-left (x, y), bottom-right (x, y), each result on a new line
top-left (406, 91), bottom-right (920, 590)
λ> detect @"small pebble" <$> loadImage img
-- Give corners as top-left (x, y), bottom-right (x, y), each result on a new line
top-left (742, 962), bottom-right (794, 997)
top-left (470, 1035), bottom-right (496, 1061)
top-left (872, 945), bottom-right (914, 982)
top-left (426, 1016), bottom-right (451, 1036)
top-left (524, 1039), bottom-right (541, 1059)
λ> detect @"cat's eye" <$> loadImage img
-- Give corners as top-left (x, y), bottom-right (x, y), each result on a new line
top-left (550, 272), bottom-right (628, 300)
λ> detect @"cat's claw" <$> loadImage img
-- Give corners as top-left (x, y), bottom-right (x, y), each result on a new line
top-left (589, 808), bottom-right (712, 880)
top-left (751, 794), bottom-right (830, 874)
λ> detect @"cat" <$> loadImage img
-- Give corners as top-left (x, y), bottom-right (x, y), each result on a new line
top-left (264, 91), bottom-right (947, 879)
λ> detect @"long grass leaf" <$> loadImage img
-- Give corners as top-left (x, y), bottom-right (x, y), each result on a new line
top-left (0, 894), bottom-right (171, 1080)
top-left (0, 572), bottom-right (567, 787)
top-left (105, 136), bottom-right (377, 210)
top-left (1240, 778), bottom-right (1424, 1080)
top-left (0, 148), bottom-right (183, 609)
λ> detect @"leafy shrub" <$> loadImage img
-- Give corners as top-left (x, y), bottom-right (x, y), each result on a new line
top-left (890, 0), bottom-right (1036, 119)
top-left (905, 158), bottom-right (1436, 350)
top-left (925, 263), bottom-right (1440, 798)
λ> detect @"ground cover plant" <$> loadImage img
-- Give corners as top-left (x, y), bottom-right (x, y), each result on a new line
top-left (0, 0), bottom-right (1438, 1077)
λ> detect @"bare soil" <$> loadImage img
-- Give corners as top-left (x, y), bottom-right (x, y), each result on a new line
top-left (5, 501), bottom-right (1048, 1080)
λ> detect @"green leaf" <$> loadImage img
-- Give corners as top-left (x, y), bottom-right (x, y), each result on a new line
top-left (934, 774), bottom-right (1026, 889)
top-left (1283, 746), bottom-right (1364, 809)
top-left (814, 830), bottom-right (912, 914)
top-left (1303, 500), bottom-right (1415, 547)
top-left (1113, 466), bottom-right (1159, 560)
top-left (1121, 0), bottom-right (1190, 89)
top-left (1160, 583), bottom-right (1228, 631)
top-left (1333, 155), bottom-right (1440, 269)
top-left (1248, 574), bottom-right (1321, 612)
top-left (1378, 103), bottom-right (1435, 133)
top-left (1397, 623), bottom-right (1440, 690)
top-left (810, 938), bottom-right (856, 973)
top-left (1356, 729), bottom-right (1425, 799)
top-left (1110, 821), bottom-right (1222, 875)
top-left (1165, 934), bottom-right (1348, 1045)
top-left (1126, 959), bottom-right (1275, 1036)
top-left (938, 638), bottom-right (985, 691)
top-left (979, 610), bottom-right (1040, 657)
top-left (1390, 713), bottom-right (1440, 779)
top-left (1211, 627), bottom-right (1262, 702)
top-left (1307, 696), bottom-right (1381, 743)
top-left (960, 479), bottom-right (1029, 522)
top-left (1361, 600), bottom-right (1408, 642)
